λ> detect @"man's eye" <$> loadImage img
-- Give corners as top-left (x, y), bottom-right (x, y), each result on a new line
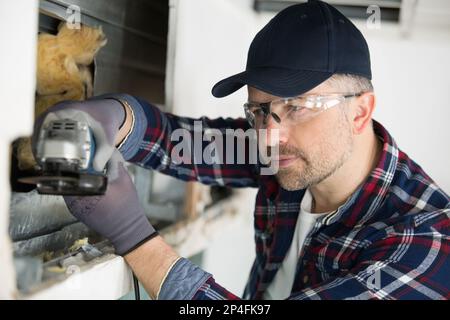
top-left (288, 105), bottom-right (315, 121)
top-left (288, 105), bottom-right (306, 113)
top-left (253, 108), bottom-right (265, 116)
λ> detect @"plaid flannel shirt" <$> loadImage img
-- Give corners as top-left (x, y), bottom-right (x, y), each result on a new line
top-left (114, 94), bottom-right (450, 300)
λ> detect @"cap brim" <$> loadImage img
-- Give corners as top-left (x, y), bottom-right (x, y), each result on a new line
top-left (211, 68), bottom-right (333, 98)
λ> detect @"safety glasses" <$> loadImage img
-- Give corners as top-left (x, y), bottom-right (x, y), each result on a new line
top-left (244, 92), bottom-right (363, 128)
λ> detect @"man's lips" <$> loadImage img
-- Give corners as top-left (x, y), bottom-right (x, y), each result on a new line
top-left (272, 155), bottom-right (300, 168)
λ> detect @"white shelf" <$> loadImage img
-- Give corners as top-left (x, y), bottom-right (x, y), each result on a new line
top-left (19, 190), bottom-right (248, 300)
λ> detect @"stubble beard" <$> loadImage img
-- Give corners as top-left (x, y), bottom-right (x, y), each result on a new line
top-left (276, 116), bottom-right (354, 191)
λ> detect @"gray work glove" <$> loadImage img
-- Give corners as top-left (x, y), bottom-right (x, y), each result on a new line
top-left (32, 97), bottom-right (126, 172)
top-left (63, 152), bottom-right (157, 256)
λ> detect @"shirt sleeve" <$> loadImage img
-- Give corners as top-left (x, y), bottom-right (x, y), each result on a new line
top-left (158, 210), bottom-right (450, 300)
top-left (104, 94), bottom-right (260, 188)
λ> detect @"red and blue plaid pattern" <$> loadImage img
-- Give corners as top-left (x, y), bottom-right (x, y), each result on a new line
top-left (123, 95), bottom-right (450, 300)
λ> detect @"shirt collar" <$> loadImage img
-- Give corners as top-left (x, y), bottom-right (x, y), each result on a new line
top-left (322, 119), bottom-right (399, 227)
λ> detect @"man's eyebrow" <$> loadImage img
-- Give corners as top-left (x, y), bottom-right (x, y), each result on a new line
top-left (247, 95), bottom-right (281, 103)
top-left (246, 99), bottom-right (271, 105)
top-left (247, 91), bottom-right (327, 104)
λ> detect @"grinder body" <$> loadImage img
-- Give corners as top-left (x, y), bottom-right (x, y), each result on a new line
top-left (20, 119), bottom-right (107, 195)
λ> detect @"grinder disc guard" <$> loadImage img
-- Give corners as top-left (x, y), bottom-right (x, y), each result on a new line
top-left (19, 161), bottom-right (107, 196)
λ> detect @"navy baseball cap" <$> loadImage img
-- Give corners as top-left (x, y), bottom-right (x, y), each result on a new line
top-left (212, 0), bottom-right (371, 98)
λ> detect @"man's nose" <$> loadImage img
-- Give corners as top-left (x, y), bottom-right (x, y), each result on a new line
top-left (263, 115), bottom-right (288, 147)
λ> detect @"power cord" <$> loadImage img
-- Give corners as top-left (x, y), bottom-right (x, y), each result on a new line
top-left (133, 272), bottom-right (140, 300)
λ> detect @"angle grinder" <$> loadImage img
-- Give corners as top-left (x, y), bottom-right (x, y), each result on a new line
top-left (19, 118), bottom-right (107, 195)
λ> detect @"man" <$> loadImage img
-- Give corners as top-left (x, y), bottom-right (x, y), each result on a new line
top-left (34, 0), bottom-right (449, 299)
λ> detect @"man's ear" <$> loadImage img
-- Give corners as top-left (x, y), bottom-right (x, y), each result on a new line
top-left (351, 92), bottom-right (376, 135)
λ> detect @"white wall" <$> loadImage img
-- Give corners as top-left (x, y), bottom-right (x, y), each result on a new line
top-left (169, 0), bottom-right (259, 119)
top-left (171, 1), bottom-right (450, 296)
top-left (0, 1), bottom-right (38, 299)
top-left (362, 23), bottom-right (450, 193)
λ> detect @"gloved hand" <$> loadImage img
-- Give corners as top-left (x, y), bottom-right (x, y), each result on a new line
top-left (32, 97), bottom-right (126, 172)
top-left (63, 153), bottom-right (157, 256)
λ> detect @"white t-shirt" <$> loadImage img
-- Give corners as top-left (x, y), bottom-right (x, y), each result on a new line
top-left (264, 189), bottom-right (330, 300)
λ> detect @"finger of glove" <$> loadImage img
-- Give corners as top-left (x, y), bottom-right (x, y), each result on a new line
top-left (106, 149), bottom-right (127, 182)
top-left (63, 162), bottom-right (130, 218)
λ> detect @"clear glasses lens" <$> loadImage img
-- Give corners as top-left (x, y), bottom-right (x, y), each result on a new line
top-left (244, 94), bottom-right (349, 128)
top-left (245, 103), bottom-right (267, 127)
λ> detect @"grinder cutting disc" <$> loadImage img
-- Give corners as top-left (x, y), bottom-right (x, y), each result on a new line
top-left (18, 173), bottom-right (107, 196)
